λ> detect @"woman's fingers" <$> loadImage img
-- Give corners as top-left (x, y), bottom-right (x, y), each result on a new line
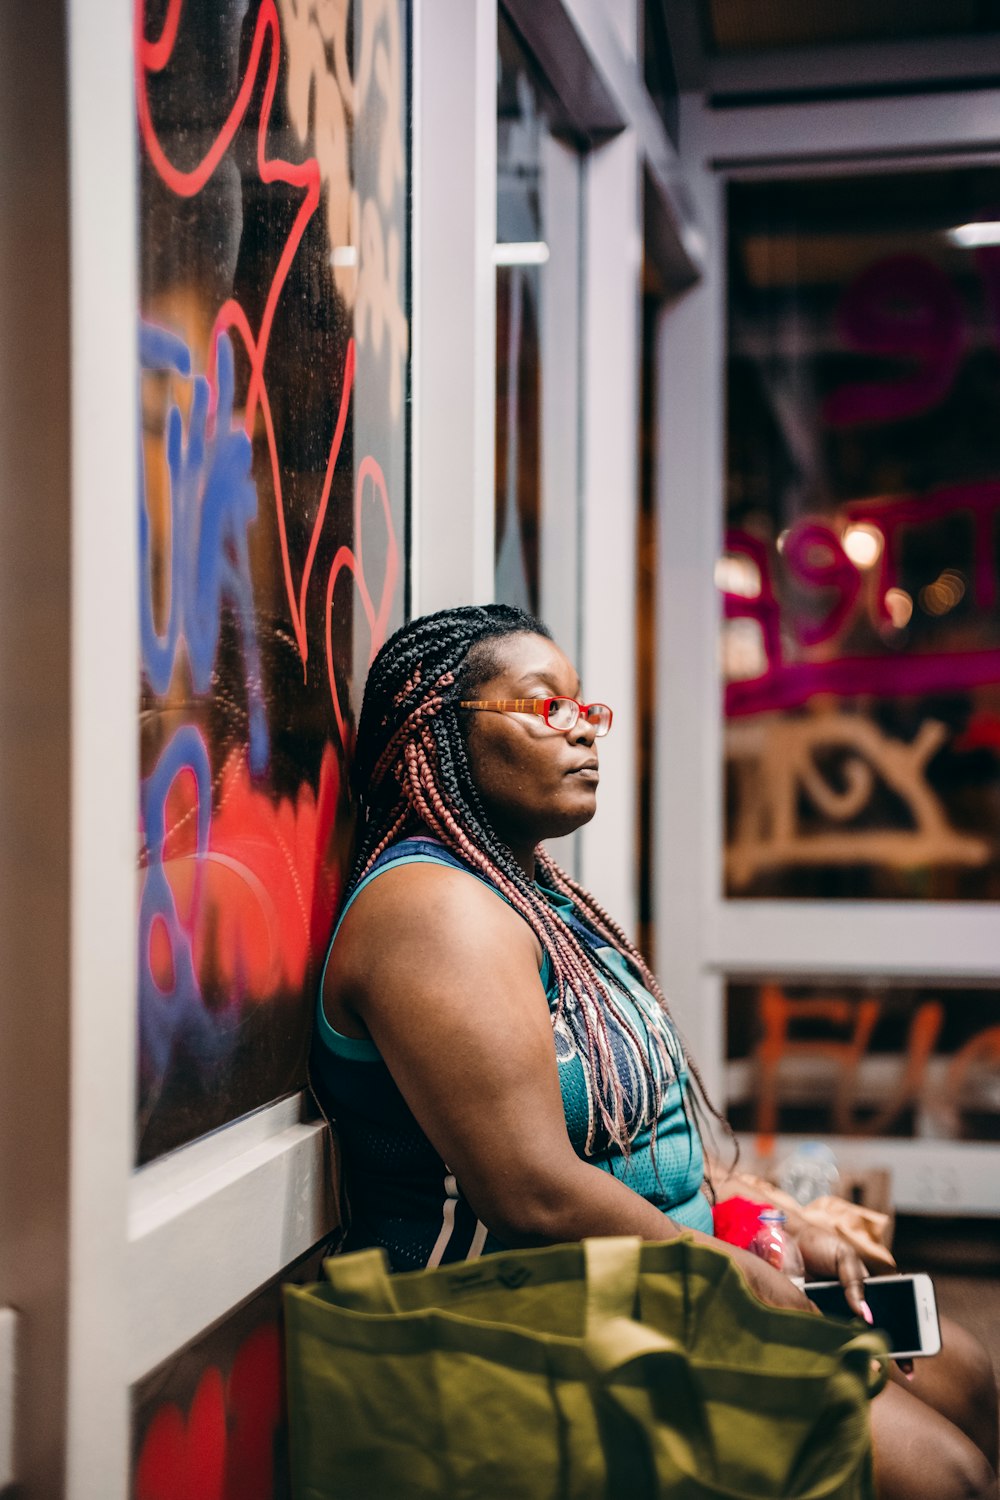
top-left (834, 1241), bottom-right (871, 1319)
top-left (839, 1275), bottom-right (868, 1319)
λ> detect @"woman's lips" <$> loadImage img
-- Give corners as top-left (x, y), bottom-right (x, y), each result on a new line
top-left (567, 762), bottom-right (599, 781)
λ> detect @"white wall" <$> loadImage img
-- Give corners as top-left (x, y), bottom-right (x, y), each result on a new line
top-left (577, 129), bottom-right (644, 936)
top-left (411, 0), bottom-right (498, 613)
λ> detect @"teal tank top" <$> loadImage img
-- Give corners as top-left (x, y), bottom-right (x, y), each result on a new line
top-left (312, 836), bottom-right (711, 1271)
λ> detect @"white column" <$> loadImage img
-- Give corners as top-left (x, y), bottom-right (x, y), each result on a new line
top-left (0, 2), bottom-right (73, 1493)
top-left (411, 0), bottom-right (497, 613)
top-left (652, 102), bottom-right (726, 1095)
top-left (538, 134), bottom-right (583, 663)
top-left (577, 128), bottom-right (642, 935)
top-left (65, 0), bottom-right (139, 1494)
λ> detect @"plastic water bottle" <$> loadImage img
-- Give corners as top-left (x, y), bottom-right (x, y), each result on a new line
top-left (748, 1209), bottom-right (806, 1288)
top-left (776, 1142), bottom-right (840, 1207)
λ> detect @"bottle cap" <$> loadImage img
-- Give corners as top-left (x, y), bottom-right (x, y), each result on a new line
top-left (798, 1141), bottom-right (838, 1164)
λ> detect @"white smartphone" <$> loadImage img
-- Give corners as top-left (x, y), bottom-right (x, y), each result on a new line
top-left (804, 1272), bottom-right (942, 1358)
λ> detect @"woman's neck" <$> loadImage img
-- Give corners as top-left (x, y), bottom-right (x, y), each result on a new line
top-left (507, 839), bottom-right (538, 882)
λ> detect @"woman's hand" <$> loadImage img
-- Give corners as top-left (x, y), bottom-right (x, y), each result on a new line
top-left (716, 1243), bottom-right (817, 1313)
top-left (794, 1223), bottom-right (872, 1323)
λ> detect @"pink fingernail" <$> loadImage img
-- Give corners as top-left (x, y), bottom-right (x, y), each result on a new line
top-left (904, 1368), bottom-right (915, 1382)
top-left (860, 1301), bottom-right (874, 1325)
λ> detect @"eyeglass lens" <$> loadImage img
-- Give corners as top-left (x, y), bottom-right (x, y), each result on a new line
top-left (545, 697), bottom-right (580, 730)
top-left (545, 698), bottom-right (612, 736)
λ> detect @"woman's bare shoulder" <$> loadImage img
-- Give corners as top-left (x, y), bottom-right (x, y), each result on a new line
top-left (333, 858), bottom-right (543, 990)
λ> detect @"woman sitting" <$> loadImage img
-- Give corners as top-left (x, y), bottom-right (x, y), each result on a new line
top-left (313, 603), bottom-right (998, 1500)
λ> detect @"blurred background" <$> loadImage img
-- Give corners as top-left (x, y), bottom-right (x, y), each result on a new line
top-left (2, 0), bottom-right (999, 1493)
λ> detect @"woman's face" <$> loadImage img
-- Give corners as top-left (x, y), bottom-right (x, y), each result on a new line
top-left (462, 632), bottom-right (602, 852)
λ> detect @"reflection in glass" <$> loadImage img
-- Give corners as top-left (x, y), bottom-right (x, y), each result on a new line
top-left (495, 16), bottom-right (582, 638)
top-left (136, 0), bottom-right (410, 1161)
top-left (496, 19), bottom-right (544, 614)
top-left (723, 168), bottom-right (1000, 900)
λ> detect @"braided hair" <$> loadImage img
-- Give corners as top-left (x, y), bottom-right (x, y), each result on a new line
top-left (349, 603), bottom-right (724, 1157)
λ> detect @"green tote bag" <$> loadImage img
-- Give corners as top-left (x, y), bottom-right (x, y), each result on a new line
top-left (284, 1235), bottom-right (888, 1500)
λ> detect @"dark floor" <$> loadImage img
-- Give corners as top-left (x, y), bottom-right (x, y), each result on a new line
top-left (891, 1216), bottom-right (1000, 1385)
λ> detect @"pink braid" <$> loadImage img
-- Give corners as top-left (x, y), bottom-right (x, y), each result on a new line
top-left (359, 802), bottom-right (410, 880)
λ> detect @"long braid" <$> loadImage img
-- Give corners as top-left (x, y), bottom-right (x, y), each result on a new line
top-left (346, 605), bottom-right (696, 1154)
top-left (536, 849), bottom-right (735, 1157)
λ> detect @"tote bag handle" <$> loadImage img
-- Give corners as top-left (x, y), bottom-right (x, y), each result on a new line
top-left (581, 1236), bottom-right (705, 1381)
top-left (323, 1248), bottom-right (400, 1313)
top-left (582, 1236), bottom-right (644, 1329)
top-left (585, 1308), bottom-right (890, 1500)
top-left (840, 1330), bottom-right (892, 1398)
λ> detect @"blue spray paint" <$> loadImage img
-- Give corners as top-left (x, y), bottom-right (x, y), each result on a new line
top-left (139, 322), bottom-right (270, 774)
top-left (138, 724), bottom-right (237, 1090)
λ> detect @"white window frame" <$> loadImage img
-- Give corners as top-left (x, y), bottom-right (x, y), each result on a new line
top-left (655, 89), bottom-right (1000, 1219)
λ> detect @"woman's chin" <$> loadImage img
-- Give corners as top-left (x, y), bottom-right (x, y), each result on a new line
top-left (548, 794), bottom-right (598, 838)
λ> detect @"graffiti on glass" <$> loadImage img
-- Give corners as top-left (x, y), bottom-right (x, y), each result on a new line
top-left (722, 232), bottom-right (1000, 900)
top-left (136, 0), bottom-right (408, 1160)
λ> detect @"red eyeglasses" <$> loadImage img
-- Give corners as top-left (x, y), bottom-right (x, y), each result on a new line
top-left (459, 697), bottom-right (613, 736)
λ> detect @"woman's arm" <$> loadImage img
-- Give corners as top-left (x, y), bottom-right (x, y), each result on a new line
top-left (330, 862), bottom-right (812, 1312)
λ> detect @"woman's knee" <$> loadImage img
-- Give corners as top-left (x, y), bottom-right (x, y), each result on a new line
top-left (934, 1316), bottom-right (1000, 1464)
top-left (941, 1441), bottom-right (996, 1500)
top-left (872, 1382), bottom-right (997, 1500)
top-left (877, 1427), bottom-right (995, 1500)
top-left (940, 1316), bottom-right (997, 1389)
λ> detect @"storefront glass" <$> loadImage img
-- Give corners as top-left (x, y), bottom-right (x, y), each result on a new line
top-left (136, 0), bottom-right (410, 1161)
top-left (722, 166), bottom-right (1000, 900)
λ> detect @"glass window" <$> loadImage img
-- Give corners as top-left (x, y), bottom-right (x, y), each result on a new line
top-left (722, 166), bottom-right (1000, 900)
top-left (137, 0), bottom-right (410, 1161)
top-left (726, 977), bottom-right (1000, 1145)
top-left (495, 14), bottom-right (583, 654)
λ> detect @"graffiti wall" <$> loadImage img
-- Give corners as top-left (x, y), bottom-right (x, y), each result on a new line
top-left (136, 0), bottom-right (409, 1163)
top-left (131, 1249), bottom-right (324, 1500)
top-left (722, 167), bottom-right (1000, 903)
